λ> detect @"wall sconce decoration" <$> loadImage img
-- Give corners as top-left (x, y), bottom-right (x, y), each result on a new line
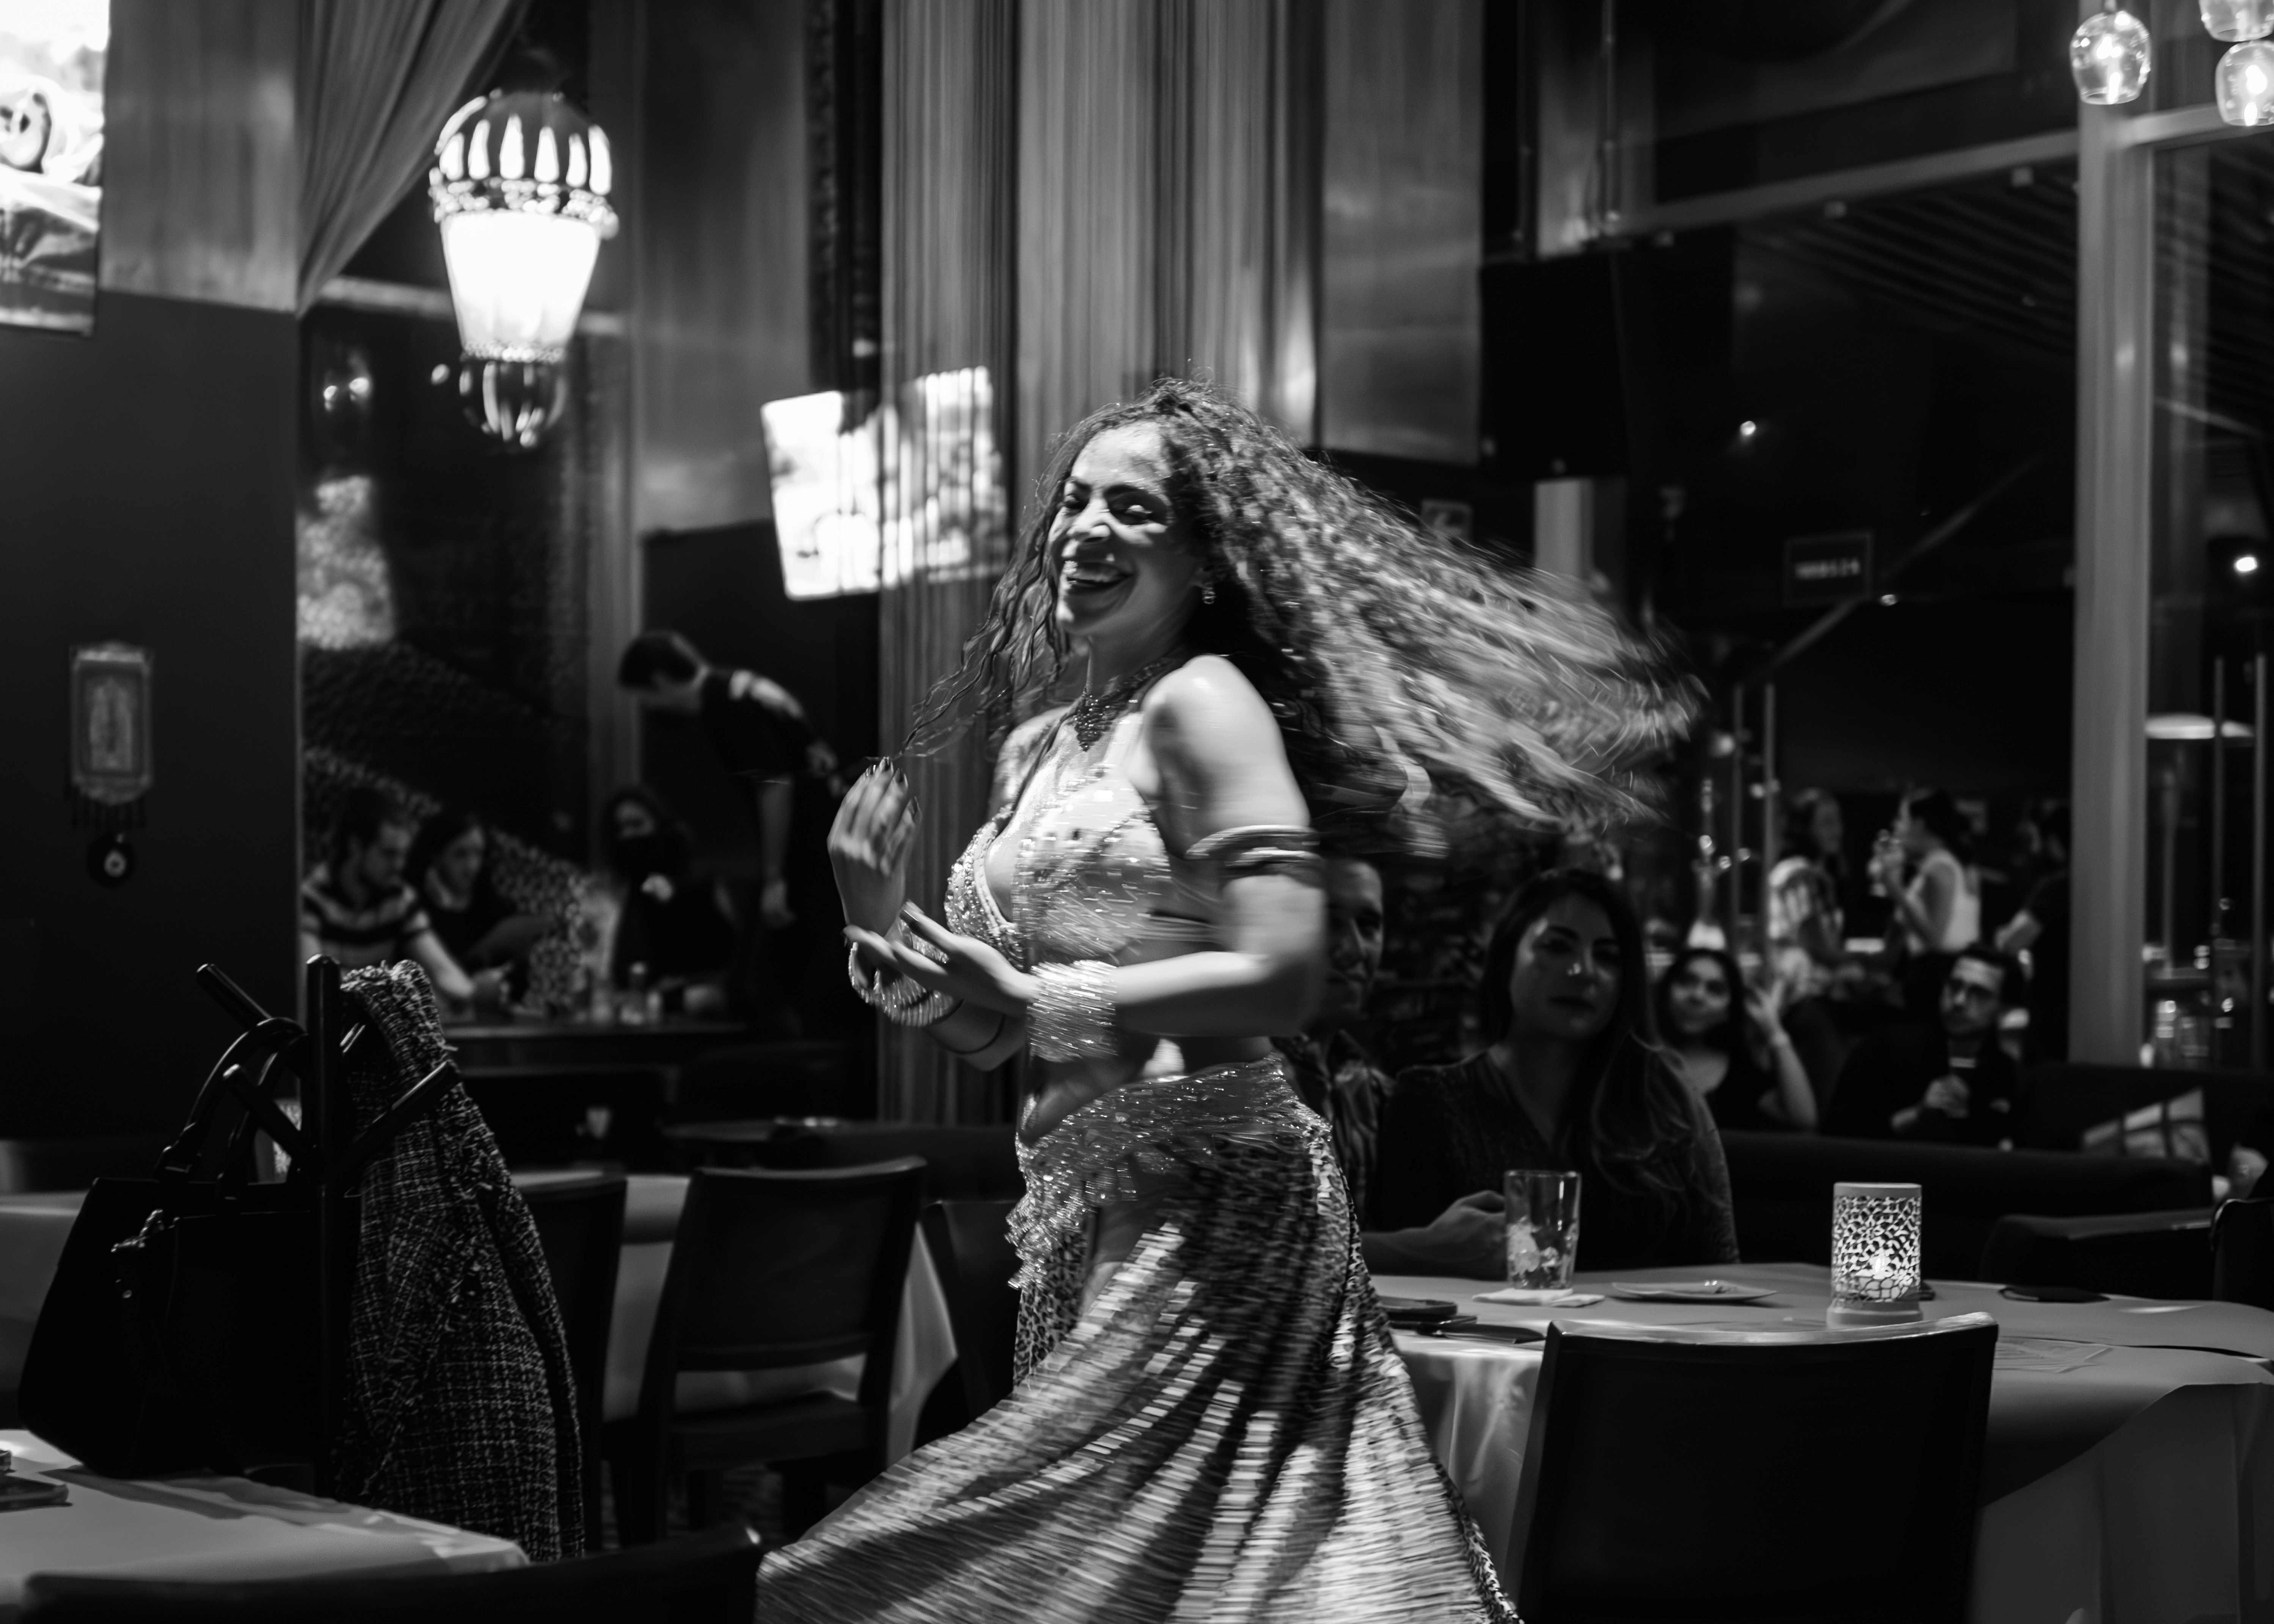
top-left (428, 89), bottom-right (617, 451)
top-left (1828, 1180), bottom-right (1924, 1329)
top-left (2071, 10), bottom-right (2153, 103)
top-left (69, 642), bottom-right (152, 883)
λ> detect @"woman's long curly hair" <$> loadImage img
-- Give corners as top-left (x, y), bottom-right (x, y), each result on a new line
top-left (1480, 868), bottom-right (1698, 1205)
top-left (904, 377), bottom-right (1696, 843)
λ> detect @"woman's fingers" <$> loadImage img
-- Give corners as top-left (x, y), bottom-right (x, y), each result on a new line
top-left (898, 902), bottom-right (953, 949)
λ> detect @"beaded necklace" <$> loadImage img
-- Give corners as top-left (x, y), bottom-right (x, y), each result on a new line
top-left (1065, 650), bottom-right (1187, 750)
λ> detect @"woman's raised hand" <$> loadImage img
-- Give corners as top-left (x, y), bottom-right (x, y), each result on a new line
top-left (829, 763), bottom-right (916, 936)
top-left (844, 903), bottom-right (1037, 1018)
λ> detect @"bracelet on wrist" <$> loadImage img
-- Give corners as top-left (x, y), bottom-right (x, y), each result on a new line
top-left (935, 1006), bottom-right (1011, 1057)
top-left (1027, 960), bottom-right (1118, 1062)
top-left (846, 926), bottom-right (958, 1028)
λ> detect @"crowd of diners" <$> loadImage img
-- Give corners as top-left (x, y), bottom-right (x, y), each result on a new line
top-left (1261, 786), bottom-right (2122, 1280)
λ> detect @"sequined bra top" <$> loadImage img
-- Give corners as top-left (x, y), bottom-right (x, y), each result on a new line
top-left (944, 710), bottom-right (1217, 975)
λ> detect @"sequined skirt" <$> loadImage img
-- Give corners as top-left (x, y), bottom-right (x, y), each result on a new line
top-left (755, 1056), bottom-right (1517, 1622)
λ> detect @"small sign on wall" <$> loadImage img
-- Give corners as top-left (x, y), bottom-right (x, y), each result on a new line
top-left (1783, 530), bottom-right (1873, 607)
top-left (70, 641), bottom-right (150, 808)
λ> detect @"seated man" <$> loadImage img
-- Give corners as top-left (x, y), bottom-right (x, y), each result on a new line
top-left (301, 787), bottom-right (497, 1006)
top-left (1825, 945), bottom-right (2021, 1146)
top-left (1274, 852), bottom-right (1515, 1278)
top-left (1274, 852), bottom-right (1394, 1223)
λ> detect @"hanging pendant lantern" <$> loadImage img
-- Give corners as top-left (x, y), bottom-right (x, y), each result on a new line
top-left (2070, 10), bottom-right (2153, 104)
top-left (428, 90), bottom-right (618, 450)
top-left (2219, 38), bottom-right (2274, 121)
top-left (2203, 0), bottom-right (2274, 42)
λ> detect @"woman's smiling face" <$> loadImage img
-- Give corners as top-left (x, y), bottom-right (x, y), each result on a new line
top-left (1047, 424), bottom-right (1205, 650)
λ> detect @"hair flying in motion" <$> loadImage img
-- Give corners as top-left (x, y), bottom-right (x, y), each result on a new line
top-left (905, 377), bottom-right (1697, 841)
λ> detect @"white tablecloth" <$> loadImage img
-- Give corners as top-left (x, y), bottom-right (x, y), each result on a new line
top-left (0, 1429), bottom-right (523, 1619)
top-left (1379, 1263), bottom-right (2274, 1624)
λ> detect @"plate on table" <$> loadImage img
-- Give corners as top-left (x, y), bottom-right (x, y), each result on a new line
top-left (1379, 1295), bottom-right (1466, 1332)
top-left (1610, 1279), bottom-right (1779, 1304)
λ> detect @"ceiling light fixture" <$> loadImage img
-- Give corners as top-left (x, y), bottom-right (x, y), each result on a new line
top-left (429, 90), bottom-right (617, 451)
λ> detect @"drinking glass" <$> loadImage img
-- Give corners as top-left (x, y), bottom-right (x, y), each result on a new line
top-left (1504, 1169), bottom-right (1582, 1298)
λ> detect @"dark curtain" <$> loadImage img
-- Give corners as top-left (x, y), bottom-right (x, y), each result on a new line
top-left (297, 0), bottom-right (524, 313)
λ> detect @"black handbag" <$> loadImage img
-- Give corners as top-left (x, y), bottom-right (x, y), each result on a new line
top-left (19, 1038), bottom-right (324, 1478)
top-left (2213, 1195), bottom-right (2274, 1310)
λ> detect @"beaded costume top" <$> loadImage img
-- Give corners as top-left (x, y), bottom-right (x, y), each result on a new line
top-left (942, 705), bottom-right (1216, 981)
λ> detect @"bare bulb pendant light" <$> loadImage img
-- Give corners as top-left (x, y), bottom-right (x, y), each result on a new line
top-left (2071, 10), bottom-right (2153, 104)
top-left (2219, 38), bottom-right (2274, 121)
top-left (2203, 0), bottom-right (2274, 42)
top-left (429, 90), bottom-right (618, 450)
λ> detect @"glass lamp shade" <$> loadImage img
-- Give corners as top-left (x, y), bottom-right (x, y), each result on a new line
top-left (2203, 0), bottom-right (2274, 42)
top-left (439, 211), bottom-right (601, 364)
top-left (2219, 39), bottom-right (2274, 123)
top-left (1828, 1181), bottom-right (1924, 1329)
top-left (430, 89), bottom-right (616, 447)
top-left (2071, 10), bottom-right (2153, 104)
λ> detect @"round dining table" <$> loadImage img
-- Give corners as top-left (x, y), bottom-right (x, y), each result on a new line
top-left (1376, 1261), bottom-right (2274, 1624)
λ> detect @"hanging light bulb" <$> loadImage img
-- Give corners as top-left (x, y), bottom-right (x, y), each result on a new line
top-left (2219, 38), bottom-right (2274, 121)
top-left (2071, 10), bottom-right (2153, 104)
top-left (428, 90), bottom-right (618, 451)
top-left (2203, 0), bottom-right (2274, 42)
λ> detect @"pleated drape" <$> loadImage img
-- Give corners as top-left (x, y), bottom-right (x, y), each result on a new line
top-left (1018, 0), bottom-right (1318, 483)
top-left (876, 0), bottom-right (1018, 1123)
top-left (296, 0), bottom-right (522, 313)
top-left (874, 0), bottom-right (1318, 1121)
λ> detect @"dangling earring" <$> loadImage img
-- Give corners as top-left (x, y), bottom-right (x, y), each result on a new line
top-left (1201, 580), bottom-right (1217, 606)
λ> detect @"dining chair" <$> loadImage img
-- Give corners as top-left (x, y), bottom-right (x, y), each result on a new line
top-left (518, 1172), bottom-right (628, 1537)
top-left (605, 1158), bottom-right (927, 1543)
top-left (919, 1198), bottom-right (1021, 1417)
top-left (1509, 1313), bottom-right (1997, 1622)
top-left (19, 1522), bottom-right (761, 1623)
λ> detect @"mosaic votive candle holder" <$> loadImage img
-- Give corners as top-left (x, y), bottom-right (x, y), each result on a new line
top-left (1828, 1181), bottom-right (1924, 1329)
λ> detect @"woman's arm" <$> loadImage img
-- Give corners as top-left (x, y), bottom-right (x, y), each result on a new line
top-left (1887, 859), bottom-right (1953, 948)
top-left (1748, 989), bottom-right (1817, 1130)
top-left (1110, 656), bottom-right (1325, 1037)
top-left (405, 927), bottom-right (480, 1004)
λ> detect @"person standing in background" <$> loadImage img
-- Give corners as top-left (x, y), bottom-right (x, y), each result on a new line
top-left (1871, 786), bottom-right (1981, 1017)
top-left (1996, 801), bottom-right (2070, 1062)
top-left (618, 629), bottom-right (844, 1033)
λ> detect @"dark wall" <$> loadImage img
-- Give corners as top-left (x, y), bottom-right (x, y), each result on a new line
top-left (0, 292), bottom-right (298, 1137)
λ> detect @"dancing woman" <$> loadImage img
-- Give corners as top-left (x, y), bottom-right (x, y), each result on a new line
top-left (756, 378), bottom-right (1689, 1619)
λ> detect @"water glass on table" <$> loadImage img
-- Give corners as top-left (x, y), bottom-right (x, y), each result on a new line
top-left (1503, 1169), bottom-right (1582, 1302)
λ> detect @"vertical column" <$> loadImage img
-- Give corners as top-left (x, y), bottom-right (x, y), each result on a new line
top-left (2069, 88), bottom-right (2152, 1064)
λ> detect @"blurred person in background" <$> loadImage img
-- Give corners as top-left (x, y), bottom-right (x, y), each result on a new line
top-left (1656, 946), bottom-right (1816, 1131)
top-left (1767, 786), bottom-right (1857, 1101)
top-left (1273, 851), bottom-right (1395, 1224)
top-left (601, 785), bottom-right (738, 1015)
top-left (1826, 946), bottom-right (2021, 1145)
top-left (408, 809), bottom-right (552, 999)
top-left (619, 629), bottom-right (844, 1034)
top-left (302, 786), bottom-right (499, 1006)
top-left (1870, 786), bottom-right (1981, 1016)
top-left (1373, 868), bottom-right (1738, 1275)
top-left (1994, 800), bottom-right (2070, 1062)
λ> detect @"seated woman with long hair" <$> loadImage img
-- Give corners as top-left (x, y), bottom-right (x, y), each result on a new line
top-left (1374, 869), bottom-right (1738, 1276)
top-left (1657, 945), bottom-right (1817, 1132)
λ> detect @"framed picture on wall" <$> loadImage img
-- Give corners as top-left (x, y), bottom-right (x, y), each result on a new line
top-left (0, 0), bottom-right (107, 335)
top-left (70, 642), bottom-right (150, 807)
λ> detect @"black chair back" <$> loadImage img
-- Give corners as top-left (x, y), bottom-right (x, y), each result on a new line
top-left (920, 1199), bottom-right (1020, 1415)
top-left (2214, 1196), bottom-right (2274, 1308)
top-left (640, 1161), bottom-right (927, 1421)
top-left (1511, 1315), bottom-right (1996, 1622)
top-left (518, 1174), bottom-right (628, 1533)
top-left (20, 1523), bottom-right (762, 1623)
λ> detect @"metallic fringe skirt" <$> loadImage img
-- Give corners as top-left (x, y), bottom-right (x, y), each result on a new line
top-left (755, 1057), bottom-right (1517, 1622)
